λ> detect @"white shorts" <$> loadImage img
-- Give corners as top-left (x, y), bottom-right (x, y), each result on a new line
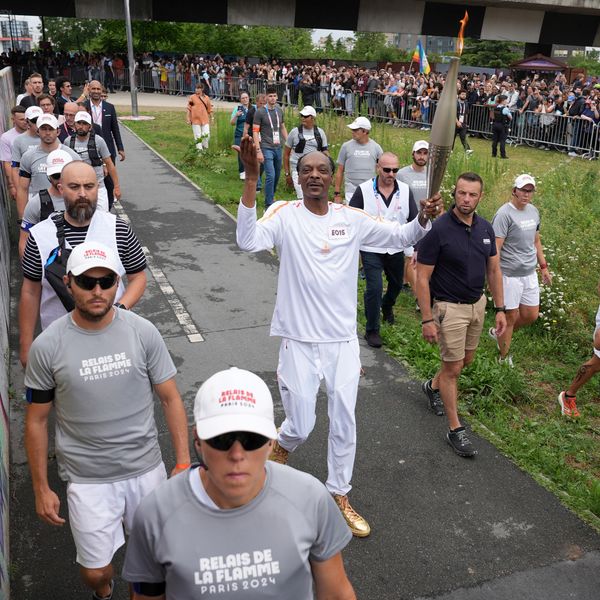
top-left (503, 273), bottom-right (539, 310)
top-left (67, 462), bottom-right (167, 568)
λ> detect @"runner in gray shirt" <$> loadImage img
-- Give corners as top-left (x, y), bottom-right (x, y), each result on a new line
top-left (123, 367), bottom-right (355, 600)
top-left (489, 174), bottom-right (551, 366)
top-left (25, 241), bottom-right (190, 600)
top-left (334, 116), bottom-right (383, 203)
top-left (16, 113), bottom-right (79, 218)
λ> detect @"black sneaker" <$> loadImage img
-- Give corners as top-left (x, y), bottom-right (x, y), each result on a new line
top-left (382, 306), bottom-right (395, 324)
top-left (364, 331), bottom-right (383, 348)
top-left (446, 427), bottom-right (477, 457)
top-left (421, 379), bottom-right (444, 416)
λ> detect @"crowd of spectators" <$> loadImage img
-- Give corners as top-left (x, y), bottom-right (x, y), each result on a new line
top-left (3, 48), bottom-right (599, 156)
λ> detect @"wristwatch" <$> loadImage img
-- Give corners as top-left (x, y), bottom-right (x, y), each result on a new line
top-left (114, 302), bottom-right (128, 310)
top-left (494, 306), bottom-right (507, 313)
top-left (334, 192), bottom-right (341, 196)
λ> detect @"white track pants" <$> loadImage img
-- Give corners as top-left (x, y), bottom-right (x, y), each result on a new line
top-left (277, 337), bottom-right (361, 495)
top-left (192, 123), bottom-right (210, 150)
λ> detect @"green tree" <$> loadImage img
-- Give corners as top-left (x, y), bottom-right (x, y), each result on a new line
top-left (460, 38), bottom-right (524, 68)
top-left (567, 53), bottom-right (600, 76)
top-left (351, 32), bottom-right (389, 61)
top-left (42, 17), bottom-right (103, 51)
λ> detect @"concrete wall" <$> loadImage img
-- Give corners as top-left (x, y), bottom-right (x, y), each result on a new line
top-left (0, 66), bottom-right (15, 600)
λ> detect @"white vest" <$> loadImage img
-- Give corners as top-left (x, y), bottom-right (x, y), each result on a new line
top-left (31, 210), bottom-right (126, 330)
top-left (359, 178), bottom-right (411, 254)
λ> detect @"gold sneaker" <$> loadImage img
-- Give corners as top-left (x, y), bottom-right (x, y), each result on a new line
top-left (269, 440), bottom-right (289, 465)
top-left (332, 494), bottom-right (371, 537)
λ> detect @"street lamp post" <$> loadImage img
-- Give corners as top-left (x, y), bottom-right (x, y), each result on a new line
top-left (123, 0), bottom-right (138, 117)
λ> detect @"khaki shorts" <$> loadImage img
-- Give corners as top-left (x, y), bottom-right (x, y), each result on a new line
top-left (433, 295), bottom-right (486, 362)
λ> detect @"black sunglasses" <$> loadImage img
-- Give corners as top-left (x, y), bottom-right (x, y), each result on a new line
top-left (49, 173), bottom-right (61, 180)
top-left (205, 431), bottom-right (269, 452)
top-left (381, 167), bottom-right (400, 174)
top-left (72, 273), bottom-right (118, 291)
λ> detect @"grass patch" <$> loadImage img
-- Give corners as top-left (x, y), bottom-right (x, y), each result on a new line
top-left (125, 107), bottom-right (600, 530)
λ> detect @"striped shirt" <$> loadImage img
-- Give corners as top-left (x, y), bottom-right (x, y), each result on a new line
top-left (23, 214), bottom-right (146, 282)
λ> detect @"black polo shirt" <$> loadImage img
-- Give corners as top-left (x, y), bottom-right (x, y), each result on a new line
top-left (418, 208), bottom-right (496, 303)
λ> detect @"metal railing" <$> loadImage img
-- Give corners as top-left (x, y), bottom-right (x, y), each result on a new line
top-left (9, 66), bottom-right (599, 159)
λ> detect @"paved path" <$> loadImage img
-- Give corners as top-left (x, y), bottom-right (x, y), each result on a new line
top-left (9, 122), bottom-right (600, 599)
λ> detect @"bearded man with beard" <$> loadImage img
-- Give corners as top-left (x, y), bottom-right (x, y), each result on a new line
top-left (19, 162), bottom-right (147, 368)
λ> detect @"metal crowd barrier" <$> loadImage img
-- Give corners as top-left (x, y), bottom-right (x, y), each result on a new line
top-left (9, 66), bottom-right (599, 159)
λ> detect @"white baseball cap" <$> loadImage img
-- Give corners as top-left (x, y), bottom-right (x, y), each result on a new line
top-left (412, 140), bottom-right (429, 153)
top-left (46, 149), bottom-right (74, 177)
top-left (66, 241), bottom-right (121, 276)
top-left (36, 114), bottom-right (59, 129)
top-left (514, 174), bottom-right (536, 189)
top-left (194, 367), bottom-right (277, 440)
top-left (348, 116), bottom-right (372, 130)
top-left (25, 106), bottom-right (43, 121)
top-left (299, 105), bottom-right (317, 118)
top-left (74, 110), bottom-right (92, 124)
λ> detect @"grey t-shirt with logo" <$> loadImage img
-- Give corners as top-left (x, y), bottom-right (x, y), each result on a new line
top-left (69, 133), bottom-right (111, 187)
top-left (337, 138), bottom-right (383, 191)
top-left (122, 462), bottom-right (352, 599)
top-left (397, 165), bottom-right (428, 203)
top-left (19, 144), bottom-right (80, 195)
top-left (25, 309), bottom-right (176, 483)
top-left (492, 202), bottom-right (540, 277)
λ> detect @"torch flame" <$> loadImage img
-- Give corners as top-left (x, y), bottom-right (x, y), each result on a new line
top-left (457, 11), bottom-right (469, 56)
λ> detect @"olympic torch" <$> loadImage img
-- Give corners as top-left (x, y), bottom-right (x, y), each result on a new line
top-left (427, 11), bottom-right (469, 202)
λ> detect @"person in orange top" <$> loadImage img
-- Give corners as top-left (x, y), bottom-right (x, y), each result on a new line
top-left (186, 83), bottom-right (213, 151)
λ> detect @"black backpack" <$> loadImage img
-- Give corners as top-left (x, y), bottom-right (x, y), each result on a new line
top-left (69, 130), bottom-right (103, 167)
top-left (294, 125), bottom-right (324, 154)
top-left (39, 189), bottom-right (55, 222)
top-left (44, 213), bottom-right (75, 312)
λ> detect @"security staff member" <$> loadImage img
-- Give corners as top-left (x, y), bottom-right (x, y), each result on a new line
top-left (491, 94), bottom-right (512, 159)
top-left (349, 151), bottom-right (417, 347)
top-left (416, 172), bottom-right (506, 458)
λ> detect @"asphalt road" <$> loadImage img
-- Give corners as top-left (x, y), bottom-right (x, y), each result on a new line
top-left (9, 123), bottom-right (600, 599)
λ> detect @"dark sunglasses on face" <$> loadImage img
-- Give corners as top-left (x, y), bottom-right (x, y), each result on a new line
top-left (72, 273), bottom-right (118, 291)
top-left (381, 167), bottom-right (400, 174)
top-left (49, 173), bottom-right (61, 181)
top-left (205, 431), bottom-right (270, 452)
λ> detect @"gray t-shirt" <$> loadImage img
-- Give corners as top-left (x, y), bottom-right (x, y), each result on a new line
top-left (11, 132), bottom-right (40, 166)
top-left (285, 126), bottom-right (328, 169)
top-left (25, 309), bottom-right (177, 483)
top-left (337, 138), bottom-right (383, 190)
top-left (123, 462), bottom-right (352, 599)
top-left (68, 133), bottom-right (111, 186)
top-left (492, 202), bottom-right (540, 277)
top-left (397, 165), bottom-right (428, 203)
top-left (254, 106), bottom-right (285, 150)
top-left (19, 144), bottom-right (80, 195)
top-left (22, 190), bottom-right (65, 229)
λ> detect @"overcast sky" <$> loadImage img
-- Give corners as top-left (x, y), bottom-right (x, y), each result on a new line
top-left (311, 29), bottom-right (354, 43)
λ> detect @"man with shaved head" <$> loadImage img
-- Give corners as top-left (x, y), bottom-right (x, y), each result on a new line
top-left (236, 139), bottom-right (442, 537)
top-left (349, 151), bottom-right (419, 348)
top-left (84, 81), bottom-right (124, 209)
top-left (19, 161), bottom-right (147, 368)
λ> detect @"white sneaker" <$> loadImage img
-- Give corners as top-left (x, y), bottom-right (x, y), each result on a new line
top-left (239, 172), bottom-right (246, 180)
top-left (466, 149), bottom-right (474, 155)
top-left (498, 355), bottom-right (514, 368)
top-left (568, 151), bottom-right (578, 157)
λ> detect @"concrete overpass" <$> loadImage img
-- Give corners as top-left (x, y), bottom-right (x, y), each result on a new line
top-left (3, 0), bottom-right (600, 51)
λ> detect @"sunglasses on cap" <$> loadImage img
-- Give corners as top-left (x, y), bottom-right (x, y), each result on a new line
top-left (72, 273), bottom-right (118, 290)
top-left (381, 167), bottom-right (400, 174)
top-left (204, 431), bottom-right (270, 452)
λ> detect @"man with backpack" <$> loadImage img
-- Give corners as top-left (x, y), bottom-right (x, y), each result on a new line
top-left (68, 110), bottom-right (120, 211)
top-left (19, 162), bottom-right (147, 368)
top-left (283, 106), bottom-right (329, 199)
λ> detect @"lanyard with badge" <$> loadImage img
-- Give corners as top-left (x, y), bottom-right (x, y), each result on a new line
top-left (372, 178), bottom-right (401, 221)
top-left (92, 103), bottom-right (102, 126)
top-left (266, 108), bottom-right (280, 145)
